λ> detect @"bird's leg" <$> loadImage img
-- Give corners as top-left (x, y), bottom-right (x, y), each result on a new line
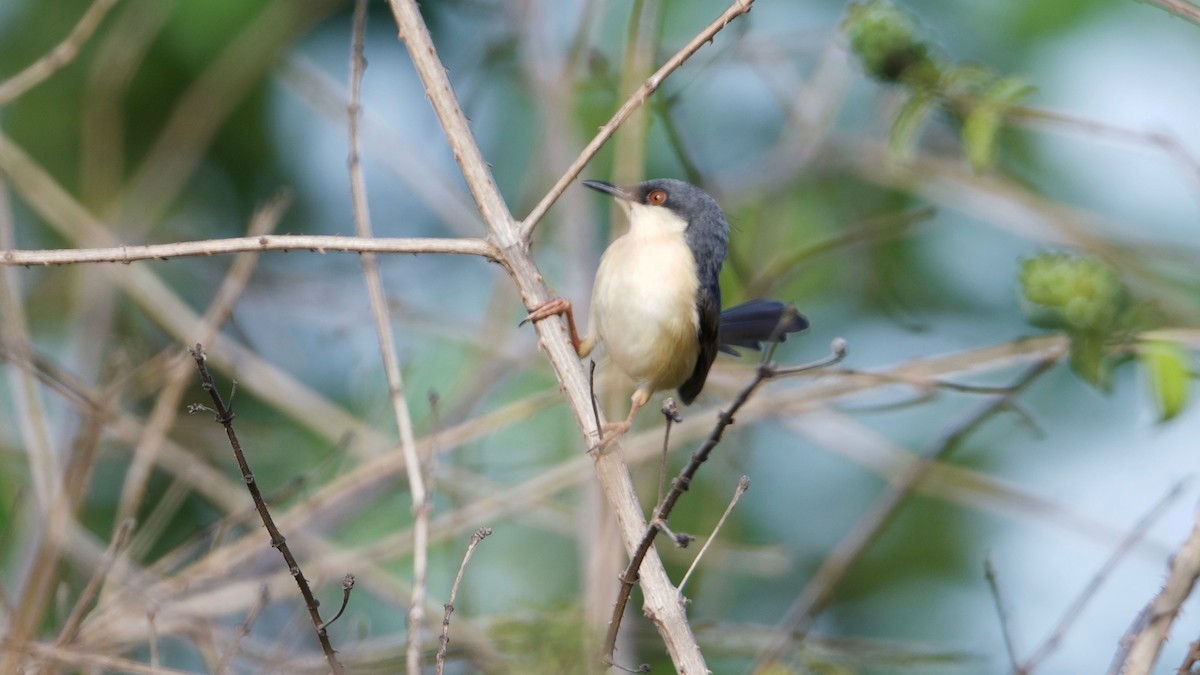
top-left (598, 389), bottom-right (649, 447)
top-left (522, 297), bottom-right (591, 356)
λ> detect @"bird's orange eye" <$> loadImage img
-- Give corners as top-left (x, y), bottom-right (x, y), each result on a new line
top-left (647, 189), bottom-right (667, 205)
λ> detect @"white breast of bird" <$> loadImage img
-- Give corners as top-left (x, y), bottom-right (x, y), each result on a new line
top-left (591, 227), bottom-right (700, 394)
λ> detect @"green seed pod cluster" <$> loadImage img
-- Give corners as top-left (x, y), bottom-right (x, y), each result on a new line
top-left (844, 0), bottom-right (938, 85)
top-left (1019, 253), bottom-right (1124, 332)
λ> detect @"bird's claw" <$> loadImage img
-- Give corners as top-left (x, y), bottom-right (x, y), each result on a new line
top-left (520, 297), bottom-right (571, 327)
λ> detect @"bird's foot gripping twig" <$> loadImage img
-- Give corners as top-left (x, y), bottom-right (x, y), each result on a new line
top-left (520, 297), bottom-right (584, 355)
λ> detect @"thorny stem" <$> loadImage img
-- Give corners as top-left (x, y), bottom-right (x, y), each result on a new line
top-left (188, 344), bottom-right (345, 675)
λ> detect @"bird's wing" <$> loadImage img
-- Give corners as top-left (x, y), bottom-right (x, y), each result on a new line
top-left (718, 299), bottom-right (809, 355)
top-left (677, 283), bottom-right (721, 405)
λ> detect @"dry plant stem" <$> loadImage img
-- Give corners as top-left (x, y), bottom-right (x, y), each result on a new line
top-left (0, 0), bottom-right (119, 106)
top-left (0, 177), bottom-right (64, 675)
top-left (123, 0), bottom-right (340, 223)
top-left (346, 5), bottom-right (428, 673)
top-left (0, 234), bottom-right (499, 266)
top-left (187, 345), bottom-right (344, 675)
top-left (1020, 480), bottom-right (1186, 673)
top-left (19, 643), bottom-right (194, 675)
top-left (1142, 0), bottom-right (1200, 24)
top-left (679, 476), bottom-right (749, 594)
top-left (438, 528), bottom-right (493, 675)
top-left (54, 517), bottom-right (135, 647)
top-left (518, 0), bottom-right (757, 239)
top-left (750, 358), bottom-right (1056, 672)
top-left (983, 556), bottom-right (1021, 672)
top-left (1108, 499), bottom-right (1200, 675)
top-left (384, 0), bottom-right (721, 670)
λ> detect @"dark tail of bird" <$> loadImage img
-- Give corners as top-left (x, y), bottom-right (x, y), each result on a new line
top-left (718, 299), bottom-right (808, 355)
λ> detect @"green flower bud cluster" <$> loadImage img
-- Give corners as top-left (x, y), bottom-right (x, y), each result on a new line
top-left (1019, 253), bottom-right (1124, 332)
top-left (844, 0), bottom-right (938, 86)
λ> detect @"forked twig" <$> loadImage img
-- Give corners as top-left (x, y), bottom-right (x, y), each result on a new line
top-left (187, 344), bottom-right (344, 675)
top-left (679, 475), bottom-right (750, 594)
top-left (603, 338), bottom-right (847, 667)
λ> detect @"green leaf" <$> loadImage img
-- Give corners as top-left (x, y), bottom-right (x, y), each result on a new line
top-left (1069, 331), bottom-right (1109, 389)
top-left (963, 102), bottom-right (1001, 173)
top-left (889, 93), bottom-right (934, 160)
top-left (1140, 340), bottom-right (1193, 422)
top-left (988, 75), bottom-right (1036, 104)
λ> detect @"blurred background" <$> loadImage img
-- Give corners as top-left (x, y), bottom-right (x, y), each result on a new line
top-left (1, 0), bottom-right (1199, 672)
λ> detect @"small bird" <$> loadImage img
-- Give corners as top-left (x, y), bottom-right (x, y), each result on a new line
top-left (525, 178), bottom-right (808, 438)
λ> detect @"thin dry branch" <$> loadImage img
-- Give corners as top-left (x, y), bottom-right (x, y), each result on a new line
top-left (187, 345), bottom-right (344, 675)
top-left (346, 4), bottom-right (429, 672)
top-left (1108, 498), bottom-right (1200, 675)
top-left (0, 234), bottom-right (499, 266)
top-left (53, 518), bottom-right (135, 647)
top-left (1021, 480), bottom-right (1186, 672)
top-left (518, 0), bottom-right (756, 240)
top-left (0, 0), bottom-right (119, 106)
top-left (1142, 0), bottom-right (1200, 24)
top-left (751, 357), bottom-right (1058, 670)
top-left (438, 527), bottom-right (492, 675)
top-left (679, 475), bottom-right (750, 593)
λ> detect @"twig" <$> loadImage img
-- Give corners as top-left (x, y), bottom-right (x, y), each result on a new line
top-left (320, 574), bottom-right (357, 631)
top-left (519, 0), bottom-right (757, 240)
top-left (750, 357), bottom-right (1057, 670)
top-left (679, 476), bottom-right (750, 594)
top-left (983, 555), bottom-right (1021, 673)
top-left (0, 233), bottom-right (500, 266)
top-left (658, 398), bottom-right (682, 508)
top-left (1021, 480), bottom-right (1186, 672)
top-left (437, 528), bottom-right (492, 675)
top-left (603, 338), bottom-right (847, 666)
top-left (1107, 498), bottom-right (1200, 675)
top-left (346, 3), bottom-right (430, 672)
top-left (187, 344), bottom-right (345, 675)
top-left (0, 0), bottom-right (119, 106)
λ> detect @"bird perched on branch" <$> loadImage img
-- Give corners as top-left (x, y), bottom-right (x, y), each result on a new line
top-left (524, 178), bottom-right (808, 439)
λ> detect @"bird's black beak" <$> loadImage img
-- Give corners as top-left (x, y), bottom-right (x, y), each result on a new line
top-left (582, 179), bottom-right (636, 202)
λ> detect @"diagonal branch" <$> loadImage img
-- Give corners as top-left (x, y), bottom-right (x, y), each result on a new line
top-left (519, 0), bottom-right (755, 240)
top-left (0, 0), bottom-right (119, 107)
